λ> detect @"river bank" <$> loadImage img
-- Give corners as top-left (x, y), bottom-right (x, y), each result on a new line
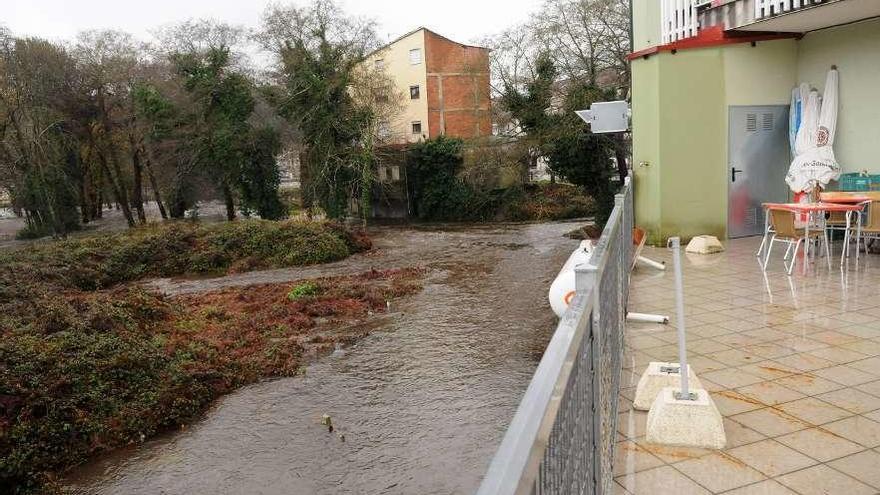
top-left (0, 220), bottom-right (377, 493)
top-left (62, 221), bottom-right (582, 495)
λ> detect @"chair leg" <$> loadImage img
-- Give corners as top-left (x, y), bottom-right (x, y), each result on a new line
top-left (763, 236), bottom-right (776, 271)
top-left (784, 242), bottom-right (793, 261)
top-left (787, 239), bottom-right (802, 276)
top-left (824, 232), bottom-right (832, 270)
top-left (757, 232), bottom-right (768, 258)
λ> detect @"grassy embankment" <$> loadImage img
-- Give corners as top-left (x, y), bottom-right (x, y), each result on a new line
top-left (0, 220), bottom-right (424, 494)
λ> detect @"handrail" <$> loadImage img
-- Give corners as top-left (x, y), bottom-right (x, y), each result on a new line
top-left (477, 177), bottom-right (633, 495)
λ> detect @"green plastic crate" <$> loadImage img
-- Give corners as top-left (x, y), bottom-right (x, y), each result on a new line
top-left (839, 173), bottom-right (880, 191)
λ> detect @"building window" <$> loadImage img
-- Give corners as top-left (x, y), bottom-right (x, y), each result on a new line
top-left (374, 59), bottom-right (384, 69)
top-left (377, 165), bottom-right (388, 182)
top-left (409, 85), bottom-right (420, 99)
top-left (375, 85), bottom-right (390, 104)
top-left (391, 165), bottom-right (400, 181)
top-left (412, 121), bottom-right (422, 135)
top-left (409, 48), bottom-right (422, 65)
top-left (377, 121), bottom-right (391, 139)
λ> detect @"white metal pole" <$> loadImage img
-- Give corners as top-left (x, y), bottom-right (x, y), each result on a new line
top-left (670, 237), bottom-right (694, 400)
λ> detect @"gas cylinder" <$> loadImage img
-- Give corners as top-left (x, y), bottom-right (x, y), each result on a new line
top-left (548, 240), bottom-right (594, 318)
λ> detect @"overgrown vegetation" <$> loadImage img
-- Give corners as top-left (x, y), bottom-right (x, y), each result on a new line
top-left (0, 220), bottom-right (370, 295)
top-left (499, 55), bottom-right (620, 223)
top-left (0, 264), bottom-right (421, 494)
top-left (405, 136), bottom-right (595, 222)
top-left (0, 220), bottom-right (406, 493)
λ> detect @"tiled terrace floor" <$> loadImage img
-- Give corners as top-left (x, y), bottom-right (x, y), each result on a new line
top-left (616, 237), bottom-right (880, 495)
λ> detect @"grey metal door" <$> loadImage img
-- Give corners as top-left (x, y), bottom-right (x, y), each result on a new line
top-left (728, 105), bottom-right (790, 238)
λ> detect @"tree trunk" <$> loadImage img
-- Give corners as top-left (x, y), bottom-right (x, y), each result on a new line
top-left (95, 183), bottom-right (103, 219)
top-left (613, 136), bottom-right (629, 183)
top-left (96, 149), bottom-right (135, 227)
top-left (129, 136), bottom-right (147, 224)
top-left (97, 91), bottom-right (135, 227)
top-left (222, 182), bottom-right (236, 221)
top-left (614, 147), bottom-right (628, 183)
top-left (79, 171), bottom-right (91, 224)
top-left (143, 152), bottom-right (168, 220)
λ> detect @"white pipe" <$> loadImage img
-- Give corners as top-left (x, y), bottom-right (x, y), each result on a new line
top-left (637, 256), bottom-right (666, 271)
top-left (627, 312), bottom-right (670, 324)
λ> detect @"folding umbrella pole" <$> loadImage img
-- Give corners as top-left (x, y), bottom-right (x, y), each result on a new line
top-left (643, 236), bottom-right (726, 449)
top-left (670, 237), bottom-right (695, 401)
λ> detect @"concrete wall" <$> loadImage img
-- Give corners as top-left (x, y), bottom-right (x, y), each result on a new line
top-left (797, 18), bottom-right (880, 174)
top-left (632, 0), bottom-right (662, 52)
top-left (368, 30), bottom-right (429, 144)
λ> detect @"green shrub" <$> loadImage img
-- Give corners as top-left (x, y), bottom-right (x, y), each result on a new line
top-left (287, 282), bottom-right (319, 300)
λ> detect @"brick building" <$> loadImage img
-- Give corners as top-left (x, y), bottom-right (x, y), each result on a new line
top-left (364, 27), bottom-right (492, 144)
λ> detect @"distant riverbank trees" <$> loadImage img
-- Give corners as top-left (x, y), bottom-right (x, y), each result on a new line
top-left (483, 0), bottom-right (631, 223)
top-left (0, 0), bottom-right (393, 240)
top-left (0, 24), bottom-right (289, 239)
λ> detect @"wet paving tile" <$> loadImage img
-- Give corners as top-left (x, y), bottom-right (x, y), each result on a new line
top-left (621, 238), bottom-right (880, 493)
top-left (726, 439), bottom-right (817, 477)
top-left (827, 450), bottom-right (880, 489)
top-left (821, 415), bottom-right (880, 448)
top-left (723, 479), bottom-right (799, 495)
top-left (613, 440), bottom-right (664, 477)
top-left (775, 397), bottom-right (855, 425)
top-left (815, 387), bottom-right (880, 414)
top-left (776, 464), bottom-right (877, 495)
top-left (773, 372), bottom-right (845, 396)
top-left (701, 368), bottom-right (764, 389)
top-left (673, 451), bottom-right (766, 493)
top-left (730, 407), bottom-right (811, 437)
top-left (775, 427), bottom-right (866, 462)
top-left (812, 364), bottom-right (877, 386)
top-left (615, 465), bottom-right (710, 495)
top-left (736, 381), bottom-right (806, 406)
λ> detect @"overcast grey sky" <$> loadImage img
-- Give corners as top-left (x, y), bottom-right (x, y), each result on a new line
top-left (6, 0), bottom-right (540, 46)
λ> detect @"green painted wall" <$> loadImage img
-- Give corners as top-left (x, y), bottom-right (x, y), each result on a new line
top-left (656, 49), bottom-right (727, 243)
top-left (631, 57), bottom-right (661, 236)
top-left (724, 41), bottom-right (798, 107)
top-left (631, 40), bottom-right (799, 243)
top-left (797, 18), bottom-right (880, 174)
top-left (632, 0), bottom-right (661, 52)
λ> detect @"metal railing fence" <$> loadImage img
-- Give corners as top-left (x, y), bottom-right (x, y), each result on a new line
top-left (477, 177), bottom-right (633, 495)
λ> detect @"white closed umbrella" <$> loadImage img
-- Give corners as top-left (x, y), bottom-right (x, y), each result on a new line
top-left (817, 67), bottom-right (838, 150)
top-left (786, 68), bottom-right (841, 193)
top-left (795, 90), bottom-right (820, 156)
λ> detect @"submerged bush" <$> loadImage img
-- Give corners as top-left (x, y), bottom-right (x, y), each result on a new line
top-left (0, 229), bottom-right (416, 494)
top-left (0, 219), bottom-right (370, 293)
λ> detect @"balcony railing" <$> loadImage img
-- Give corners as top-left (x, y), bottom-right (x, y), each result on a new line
top-left (476, 178), bottom-right (632, 495)
top-left (661, 0), bottom-right (701, 43)
top-left (755, 0), bottom-right (826, 19)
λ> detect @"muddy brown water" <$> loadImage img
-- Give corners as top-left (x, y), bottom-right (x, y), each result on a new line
top-left (64, 221), bottom-right (584, 495)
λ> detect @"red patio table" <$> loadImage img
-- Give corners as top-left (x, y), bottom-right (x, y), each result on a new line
top-left (760, 202), bottom-right (864, 270)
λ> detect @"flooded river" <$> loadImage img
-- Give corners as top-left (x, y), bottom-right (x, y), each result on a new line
top-left (66, 221), bottom-right (584, 495)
